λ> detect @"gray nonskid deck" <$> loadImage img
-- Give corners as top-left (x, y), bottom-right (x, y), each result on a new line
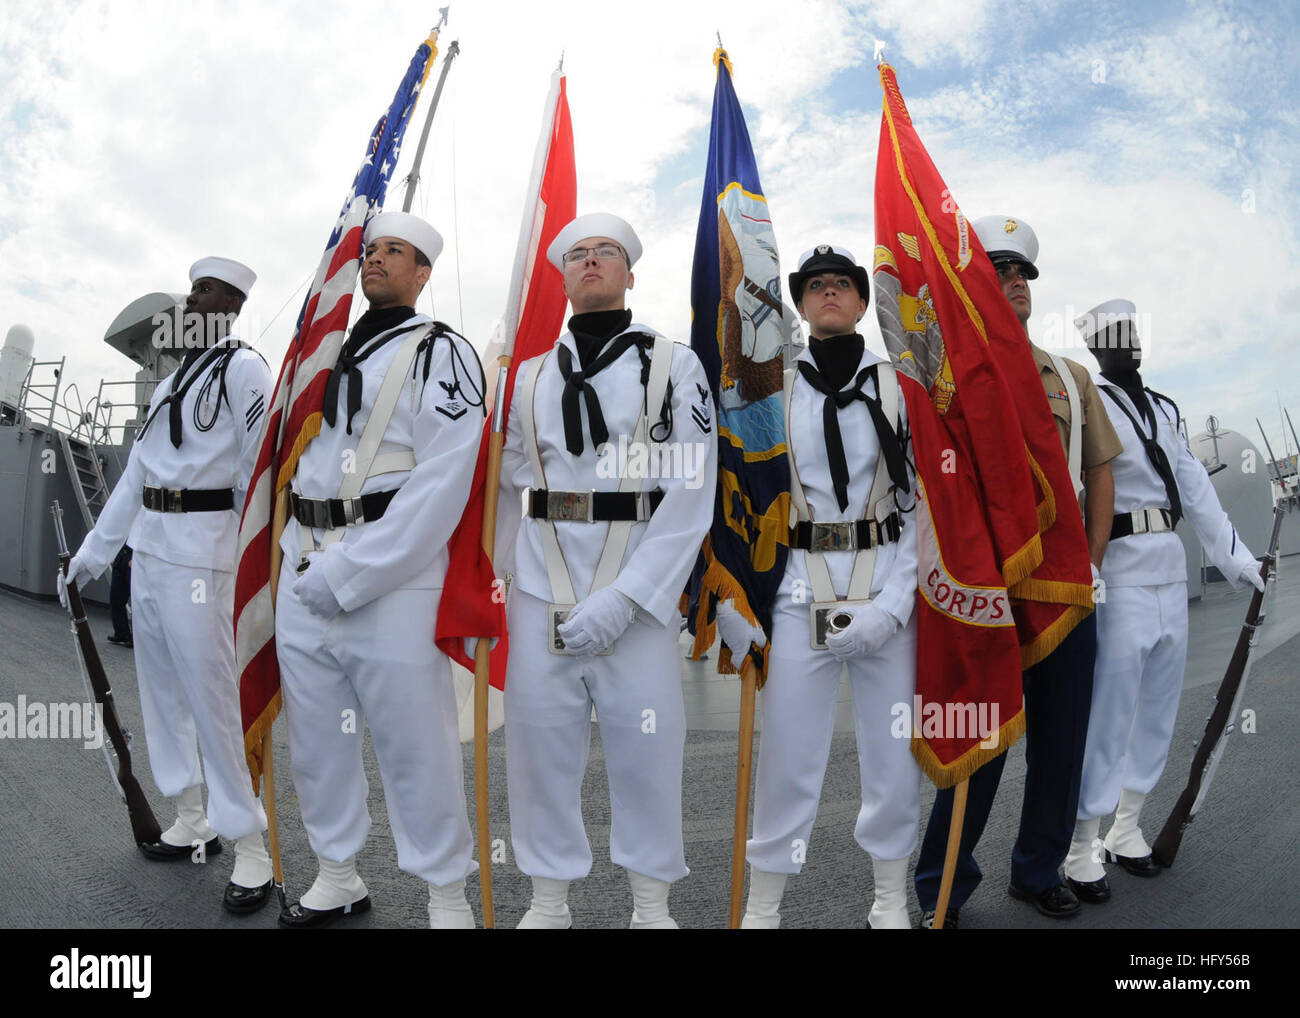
top-left (1, 563), bottom-right (1296, 929)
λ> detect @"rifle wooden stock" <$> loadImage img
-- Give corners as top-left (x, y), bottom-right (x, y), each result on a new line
top-left (1151, 506), bottom-right (1284, 867)
top-left (58, 551), bottom-right (162, 847)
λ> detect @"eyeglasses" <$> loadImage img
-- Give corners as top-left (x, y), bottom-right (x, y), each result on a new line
top-left (561, 244), bottom-right (625, 265)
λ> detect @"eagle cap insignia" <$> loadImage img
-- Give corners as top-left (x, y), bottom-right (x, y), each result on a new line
top-left (815, 244), bottom-right (832, 255)
top-left (1004, 219), bottom-right (1017, 233)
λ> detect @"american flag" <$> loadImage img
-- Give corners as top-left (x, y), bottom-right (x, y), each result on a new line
top-left (234, 31), bottom-right (440, 787)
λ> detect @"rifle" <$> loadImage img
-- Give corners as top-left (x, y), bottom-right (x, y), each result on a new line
top-left (1150, 498), bottom-right (1284, 867)
top-left (50, 501), bottom-right (162, 847)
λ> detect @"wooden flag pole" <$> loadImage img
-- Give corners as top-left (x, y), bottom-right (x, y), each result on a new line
top-left (728, 656), bottom-right (759, 928)
top-left (263, 485), bottom-right (290, 909)
top-left (471, 361), bottom-right (511, 929)
top-left (261, 731), bottom-right (286, 909)
top-left (932, 777), bottom-right (968, 929)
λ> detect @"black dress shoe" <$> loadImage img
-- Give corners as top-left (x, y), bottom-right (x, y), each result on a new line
top-left (1105, 849), bottom-right (1161, 877)
top-left (107, 635), bottom-right (133, 647)
top-left (1007, 882), bottom-right (1081, 918)
top-left (1065, 874), bottom-right (1112, 903)
top-left (278, 895), bottom-right (372, 929)
top-left (919, 908), bottom-right (960, 930)
top-left (223, 880), bottom-right (273, 915)
top-left (139, 835), bottom-right (222, 861)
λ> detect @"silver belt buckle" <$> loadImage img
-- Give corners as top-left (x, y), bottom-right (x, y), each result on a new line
top-left (810, 598), bottom-right (870, 650)
top-left (547, 602), bottom-right (616, 656)
top-left (1132, 509), bottom-right (1154, 535)
top-left (341, 496), bottom-right (364, 525)
top-left (548, 603), bottom-right (576, 654)
top-left (167, 488), bottom-right (185, 513)
top-left (547, 490), bottom-right (593, 523)
top-left (809, 521), bottom-right (855, 553)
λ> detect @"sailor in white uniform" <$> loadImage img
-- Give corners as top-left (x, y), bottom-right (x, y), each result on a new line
top-left (1063, 299), bottom-right (1264, 900)
top-left (61, 256), bottom-right (275, 914)
top-left (274, 212), bottom-right (486, 929)
top-left (495, 213), bottom-right (717, 929)
top-left (720, 245), bottom-right (920, 930)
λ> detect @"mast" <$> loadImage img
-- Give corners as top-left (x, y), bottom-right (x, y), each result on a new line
top-left (402, 8), bottom-right (460, 213)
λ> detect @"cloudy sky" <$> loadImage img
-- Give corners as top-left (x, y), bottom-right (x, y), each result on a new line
top-left (3, 0), bottom-right (1298, 456)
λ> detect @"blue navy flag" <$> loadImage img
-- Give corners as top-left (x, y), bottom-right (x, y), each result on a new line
top-left (685, 48), bottom-right (793, 680)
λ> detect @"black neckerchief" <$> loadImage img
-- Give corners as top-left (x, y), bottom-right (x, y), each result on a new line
top-left (569, 309), bottom-right (633, 368)
top-left (1102, 366), bottom-right (1154, 430)
top-left (1099, 375), bottom-right (1184, 527)
top-left (556, 311), bottom-right (640, 455)
top-left (323, 305), bottom-right (422, 433)
top-left (797, 354), bottom-right (909, 513)
top-left (137, 340), bottom-right (241, 448)
top-left (808, 333), bottom-right (865, 393)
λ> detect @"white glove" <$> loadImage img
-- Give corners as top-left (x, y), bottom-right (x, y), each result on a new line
top-left (715, 599), bottom-right (766, 654)
top-left (57, 554), bottom-right (93, 610)
top-left (825, 604), bottom-right (898, 661)
top-left (556, 588), bottom-right (635, 656)
top-left (462, 636), bottom-right (500, 659)
top-left (292, 564), bottom-right (342, 620)
top-left (1239, 561), bottom-right (1266, 594)
top-left (1091, 562), bottom-right (1105, 605)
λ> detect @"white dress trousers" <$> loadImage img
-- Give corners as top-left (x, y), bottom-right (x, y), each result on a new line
top-left (504, 588), bottom-right (688, 883)
top-left (1078, 581), bottom-right (1188, 818)
top-left (131, 550), bottom-right (267, 840)
top-left (275, 558), bottom-right (474, 885)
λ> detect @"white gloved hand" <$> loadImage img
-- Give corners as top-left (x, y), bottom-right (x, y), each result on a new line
top-left (1239, 561), bottom-right (1266, 594)
top-left (824, 604), bottom-right (898, 661)
top-left (556, 588), bottom-right (635, 656)
top-left (1091, 562), bottom-right (1105, 605)
top-left (57, 554), bottom-right (93, 610)
top-left (715, 599), bottom-right (766, 654)
top-left (292, 564), bottom-right (342, 620)
top-left (463, 636), bottom-right (500, 659)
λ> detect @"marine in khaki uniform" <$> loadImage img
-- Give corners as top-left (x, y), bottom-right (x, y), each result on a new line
top-left (913, 216), bottom-right (1121, 926)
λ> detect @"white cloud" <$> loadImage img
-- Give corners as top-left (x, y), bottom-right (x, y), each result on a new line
top-left (0, 0), bottom-right (1296, 453)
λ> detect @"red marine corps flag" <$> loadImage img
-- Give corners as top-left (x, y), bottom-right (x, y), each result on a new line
top-left (872, 64), bottom-right (1093, 787)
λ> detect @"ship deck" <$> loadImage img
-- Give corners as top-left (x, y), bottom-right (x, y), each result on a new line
top-left (1, 558), bottom-right (1297, 930)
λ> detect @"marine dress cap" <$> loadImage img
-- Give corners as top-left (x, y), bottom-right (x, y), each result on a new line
top-left (363, 211), bottom-right (444, 265)
top-left (547, 213), bottom-right (643, 272)
top-left (788, 244), bottom-right (870, 305)
top-left (189, 257), bottom-right (257, 298)
top-left (1074, 298), bottom-right (1137, 346)
top-left (972, 215), bottom-right (1039, 279)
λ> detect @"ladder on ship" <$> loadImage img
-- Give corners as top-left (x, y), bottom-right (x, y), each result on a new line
top-left (58, 431), bottom-right (110, 529)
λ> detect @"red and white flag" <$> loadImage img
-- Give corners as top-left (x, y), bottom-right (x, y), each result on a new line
top-left (434, 66), bottom-right (577, 689)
